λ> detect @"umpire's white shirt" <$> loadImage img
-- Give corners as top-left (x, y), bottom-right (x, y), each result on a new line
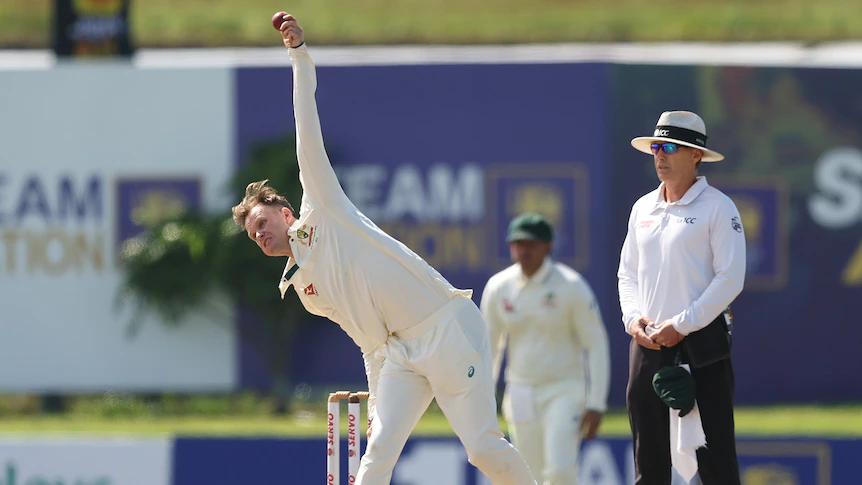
top-left (481, 258), bottom-right (611, 412)
top-left (279, 45), bottom-right (472, 355)
top-left (617, 176), bottom-right (746, 336)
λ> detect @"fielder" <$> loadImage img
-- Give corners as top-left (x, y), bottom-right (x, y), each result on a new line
top-left (481, 213), bottom-right (611, 485)
top-left (231, 15), bottom-right (537, 485)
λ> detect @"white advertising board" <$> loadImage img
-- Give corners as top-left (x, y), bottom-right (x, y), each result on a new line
top-left (0, 438), bottom-right (172, 485)
top-left (0, 64), bottom-right (237, 391)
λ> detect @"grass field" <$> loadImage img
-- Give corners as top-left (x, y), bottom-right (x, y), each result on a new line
top-left (3, 0), bottom-right (862, 48)
top-left (1, 405), bottom-right (860, 438)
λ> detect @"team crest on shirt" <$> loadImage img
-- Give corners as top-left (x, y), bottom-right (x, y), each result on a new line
top-left (502, 298), bottom-right (515, 313)
top-left (731, 216), bottom-right (743, 233)
top-left (296, 224), bottom-right (317, 247)
top-left (303, 283), bottom-right (317, 295)
top-left (543, 292), bottom-right (556, 308)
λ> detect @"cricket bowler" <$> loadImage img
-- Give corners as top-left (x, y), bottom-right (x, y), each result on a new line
top-left (231, 15), bottom-right (538, 485)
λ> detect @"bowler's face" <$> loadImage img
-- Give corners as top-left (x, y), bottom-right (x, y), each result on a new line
top-left (245, 204), bottom-right (295, 257)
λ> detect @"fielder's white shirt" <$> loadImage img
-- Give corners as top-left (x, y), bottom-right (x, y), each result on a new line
top-left (481, 258), bottom-right (611, 412)
top-left (617, 176), bottom-right (746, 336)
top-left (279, 45), bottom-right (472, 357)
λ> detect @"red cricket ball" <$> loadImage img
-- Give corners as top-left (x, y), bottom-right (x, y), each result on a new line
top-left (271, 11), bottom-right (287, 31)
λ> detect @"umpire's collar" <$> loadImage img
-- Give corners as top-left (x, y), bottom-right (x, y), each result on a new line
top-left (652, 176), bottom-right (709, 211)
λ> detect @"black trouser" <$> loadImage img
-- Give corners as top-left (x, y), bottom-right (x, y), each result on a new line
top-left (626, 339), bottom-right (740, 485)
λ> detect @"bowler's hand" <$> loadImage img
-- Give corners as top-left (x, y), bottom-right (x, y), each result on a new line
top-left (580, 410), bottom-right (602, 440)
top-left (650, 320), bottom-right (684, 347)
top-left (278, 14), bottom-right (304, 48)
top-left (631, 316), bottom-right (660, 350)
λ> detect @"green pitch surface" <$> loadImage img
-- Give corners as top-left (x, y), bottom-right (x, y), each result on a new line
top-left (1, 405), bottom-right (860, 438)
top-left (4, 0), bottom-right (862, 48)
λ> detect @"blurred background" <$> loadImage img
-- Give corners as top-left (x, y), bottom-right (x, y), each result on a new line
top-left (1, 0), bottom-right (861, 484)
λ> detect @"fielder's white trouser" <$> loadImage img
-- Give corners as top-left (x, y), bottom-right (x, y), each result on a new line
top-left (502, 380), bottom-right (586, 485)
top-left (357, 297), bottom-right (537, 485)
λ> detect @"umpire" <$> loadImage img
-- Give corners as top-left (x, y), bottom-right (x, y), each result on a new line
top-left (617, 111), bottom-right (746, 484)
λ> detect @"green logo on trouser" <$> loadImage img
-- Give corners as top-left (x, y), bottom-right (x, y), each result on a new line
top-left (468, 366), bottom-right (475, 378)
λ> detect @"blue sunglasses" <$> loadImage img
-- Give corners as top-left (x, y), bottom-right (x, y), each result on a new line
top-left (650, 142), bottom-right (681, 154)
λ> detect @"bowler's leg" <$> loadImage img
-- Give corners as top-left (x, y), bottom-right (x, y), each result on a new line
top-left (356, 359), bottom-right (434, 485)
top-left (436, 375), bottom-right (536, 484)
top-left (430, 306), bottom-right (537, 485)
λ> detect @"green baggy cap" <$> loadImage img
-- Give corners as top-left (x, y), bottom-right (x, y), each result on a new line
top-left (652, 366), bottom-right (696, 417)
top-left (506, 213), bottom-right (554, 242)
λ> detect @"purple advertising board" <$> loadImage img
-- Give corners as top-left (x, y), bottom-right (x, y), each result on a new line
top-left (172, 436), bottom-right (862, 485)
top-left (234, 58), bottom-right (862, 406)
top-left (235, 62), bottom-right (614, 394)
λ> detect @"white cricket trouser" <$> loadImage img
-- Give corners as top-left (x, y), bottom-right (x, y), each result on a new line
top-left (357, 297), bottom-right (537, 485)
top-left (502, 380), bottom-right (586, 485)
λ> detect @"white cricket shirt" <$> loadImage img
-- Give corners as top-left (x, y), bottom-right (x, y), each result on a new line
top-left (617, 176), bottom-right (746, 336)
top-left (278, 45), bottom-right (472, 356)
top-left (481, 258), bottom-right (611, 412)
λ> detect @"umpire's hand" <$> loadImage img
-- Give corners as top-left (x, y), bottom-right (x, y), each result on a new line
top-left (631, 316), bottom-right (660, 350)
top-left (277, 14), bottom-right (304, 48)
top-left (650, 320), bottom-right (684, 348)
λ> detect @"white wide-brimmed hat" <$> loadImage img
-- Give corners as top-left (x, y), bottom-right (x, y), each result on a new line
top-left (631, 111), bottom-right (724, 162)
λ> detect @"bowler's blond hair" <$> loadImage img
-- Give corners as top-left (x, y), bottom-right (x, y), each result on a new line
top-left (231, 179), bottom-right (295, 227)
